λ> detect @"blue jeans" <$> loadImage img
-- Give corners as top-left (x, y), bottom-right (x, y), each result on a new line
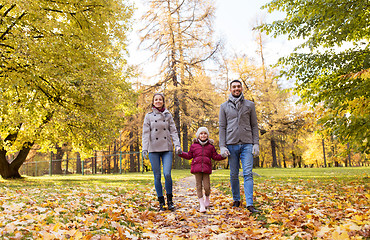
top-left (227, 144), bottom-right (254, 206)
top-left (149, 151), bottom-right (173, 197)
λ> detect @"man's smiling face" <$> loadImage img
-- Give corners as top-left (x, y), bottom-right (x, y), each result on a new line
top-left (230, 81), bottom-right (243, 97)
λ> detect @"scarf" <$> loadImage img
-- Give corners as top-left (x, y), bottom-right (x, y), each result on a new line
top-left (198, 139), bottom-right (209, 146)
top-left (154, 106), bottom-right (166, 112)
top-left (229, 93), bottom-right (244, 110)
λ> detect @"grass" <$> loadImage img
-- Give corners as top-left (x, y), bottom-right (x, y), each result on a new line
top-left (1, 167), bottom-right (368, 190)
top-left (252, 167), bottom-right (370, 181)
top-left (0, 169), bottom-right (193, 191)
top-left (211, 167), bottom-right (370, 186)
top-left (211, 166), bottom-right (370, 181)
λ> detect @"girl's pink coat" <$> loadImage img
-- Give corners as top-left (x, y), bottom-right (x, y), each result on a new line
top-left (179, 139), bottom-right (226, 174)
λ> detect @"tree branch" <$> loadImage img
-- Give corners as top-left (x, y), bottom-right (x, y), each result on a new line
top-left (0, 11), bottom-right (26, 40)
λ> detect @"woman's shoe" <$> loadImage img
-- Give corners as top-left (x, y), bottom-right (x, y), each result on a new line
top-left (167, 194), bottom-right (175, 211)
top-left (158, 196), bottom-right (165, 211)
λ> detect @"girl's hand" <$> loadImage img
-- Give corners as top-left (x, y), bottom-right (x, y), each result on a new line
top-left (175, 147), bottom-right (182, 155)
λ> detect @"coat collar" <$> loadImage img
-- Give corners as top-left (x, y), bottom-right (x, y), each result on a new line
top-left (152, 107), bottom-right (169, 114)
top-left (193, 138), bottom-right (214, 146)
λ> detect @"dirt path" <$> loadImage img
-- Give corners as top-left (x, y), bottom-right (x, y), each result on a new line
top-left (141, 175), bottom-right (262, 239)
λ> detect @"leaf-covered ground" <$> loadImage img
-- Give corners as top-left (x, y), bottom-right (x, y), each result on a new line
top-left (0, 168), bottom-right (369, 239)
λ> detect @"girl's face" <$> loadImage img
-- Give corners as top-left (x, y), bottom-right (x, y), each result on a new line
top-left (199, 132), bottom-right (208, 141)
top-left (153, 95), bottom-right (164, 108)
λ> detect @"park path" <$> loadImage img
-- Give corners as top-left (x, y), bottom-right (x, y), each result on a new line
top-left (140, 175), bottom-right (261, 239)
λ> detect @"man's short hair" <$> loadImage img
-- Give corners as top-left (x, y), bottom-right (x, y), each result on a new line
top-left (230, 79), bottom-right (242, 87)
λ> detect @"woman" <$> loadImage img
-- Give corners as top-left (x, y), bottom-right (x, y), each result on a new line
top-left (142, 93), bottom-right (181, 211)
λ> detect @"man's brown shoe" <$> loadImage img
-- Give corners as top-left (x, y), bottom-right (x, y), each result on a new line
top-left (247, 206), bottom-right (260, 213)
top-left (232, 201), bottom-right (240, 207)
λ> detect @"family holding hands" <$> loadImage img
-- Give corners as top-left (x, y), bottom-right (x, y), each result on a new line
top-left (142, 80), bottom-right (260, 214)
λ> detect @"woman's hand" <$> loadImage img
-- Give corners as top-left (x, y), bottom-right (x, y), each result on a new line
top-left (142, 150), bottom-right (148, 159)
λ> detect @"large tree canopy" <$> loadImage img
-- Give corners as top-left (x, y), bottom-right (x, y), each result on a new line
top-left (0, 0), bottom-right (135, 178)
top-left (259, 0), bottom-right (369, 153)
top-left (138, 0), bottom-right (219, 167)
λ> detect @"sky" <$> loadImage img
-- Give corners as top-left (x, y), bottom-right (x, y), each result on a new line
top-left (213, 0), bottom-right (292, 65)
top-left (127, 0), bottom-right (296, 82)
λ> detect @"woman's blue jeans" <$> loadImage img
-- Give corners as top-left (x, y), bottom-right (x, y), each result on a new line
top-left (227, 144), bottom-right (254, 206)
top-left (149, 151), bottom-right (173, 197)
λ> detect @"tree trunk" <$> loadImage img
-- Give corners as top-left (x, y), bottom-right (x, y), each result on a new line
top-left (107, 146), bottom-right (111, 173)
top-left (322, 138), bottom-right (327, 167)
top-left (113, 141), bottom-right (118, 173)
top-left (181, 123), bottom-right (188, 168)
top-left (260, 154), bottom-right (264, 168)
top-left (53, 145), bottom-right (64, 174)
top-left (94, 151), bottom-right (97, 174)
top-left (282, 151), bottom-right (287, 168)
top-left (135, 144), bottom-right (140, 173)
top-left (76, 152), bottom-right (82, 174)
top-left (347, 142), bottom-right (351, 167)
top-left (0, 142), bottom-right (34, 179)
top-left (330, 135), bottom-right (338, 167)
top-left (253, 156), bottom-right (260, 168)
top-left (271, 139), bottom-right (278, 167)
top-left (65, 151), bottom-right (69, 174)
top-left (129, 131), bottom-right (136, 172)
top-left (180, 93), bottom-right (188, 168)
top-left (173, 90), bottom-right (181, 169)
top-left (134, 126), bottom-right (140, 172)
top-left (277, 149), bottom-right (281, 168)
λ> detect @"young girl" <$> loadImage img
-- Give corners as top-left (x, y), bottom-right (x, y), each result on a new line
top-left (178, 127), bottom-right (227, 213)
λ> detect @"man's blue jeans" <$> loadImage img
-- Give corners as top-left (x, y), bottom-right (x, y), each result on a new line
top-left (227, 144), bottom-right (254, 206)
top-left (149, 151), bottom-right (173, 197)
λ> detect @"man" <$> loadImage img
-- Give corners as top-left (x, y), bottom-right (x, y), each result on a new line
top-left (219, 79), bottom-right (260, 213)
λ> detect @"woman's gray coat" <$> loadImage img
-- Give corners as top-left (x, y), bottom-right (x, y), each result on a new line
top-left (142, 108), bottom-right (181, 153)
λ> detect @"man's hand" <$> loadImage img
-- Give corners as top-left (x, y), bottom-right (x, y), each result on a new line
top-left (142, 150), bottom-right (148, 159)
top-left (221, 151), bottom-right (229, 158)
top-left (221, 148), bottom-right (230, 158)
top-left (252, 144), bottom-right (259, 156)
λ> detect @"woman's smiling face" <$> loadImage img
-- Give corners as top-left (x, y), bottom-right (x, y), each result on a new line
top-left (153, 95), bottom-right (164, 109)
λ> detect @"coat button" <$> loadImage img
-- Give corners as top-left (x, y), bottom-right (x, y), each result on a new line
top-left (164, 137), bottom-right (166, 139)
top-left (164, 128), bottom-right (166, 130)
top-left (163, 120), bottom-right (165, 122)
top-left (156, 129), bottom-right (158, 131)
top-left (155, 120), bottom-right (157, 122)
top-left (156, 138), bottom-right (158, 140)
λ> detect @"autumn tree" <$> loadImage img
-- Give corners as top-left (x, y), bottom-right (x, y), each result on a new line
top-left (178, 69), bottom-right (225, 152)
top-left (138, 0), bottom-right (219, 167)
top-left (0, 1), bottom-right (135, 179)
top-left (302, 106), bottom-right (369, 167)
top-left (259, 0), bottom-right (370, 153)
